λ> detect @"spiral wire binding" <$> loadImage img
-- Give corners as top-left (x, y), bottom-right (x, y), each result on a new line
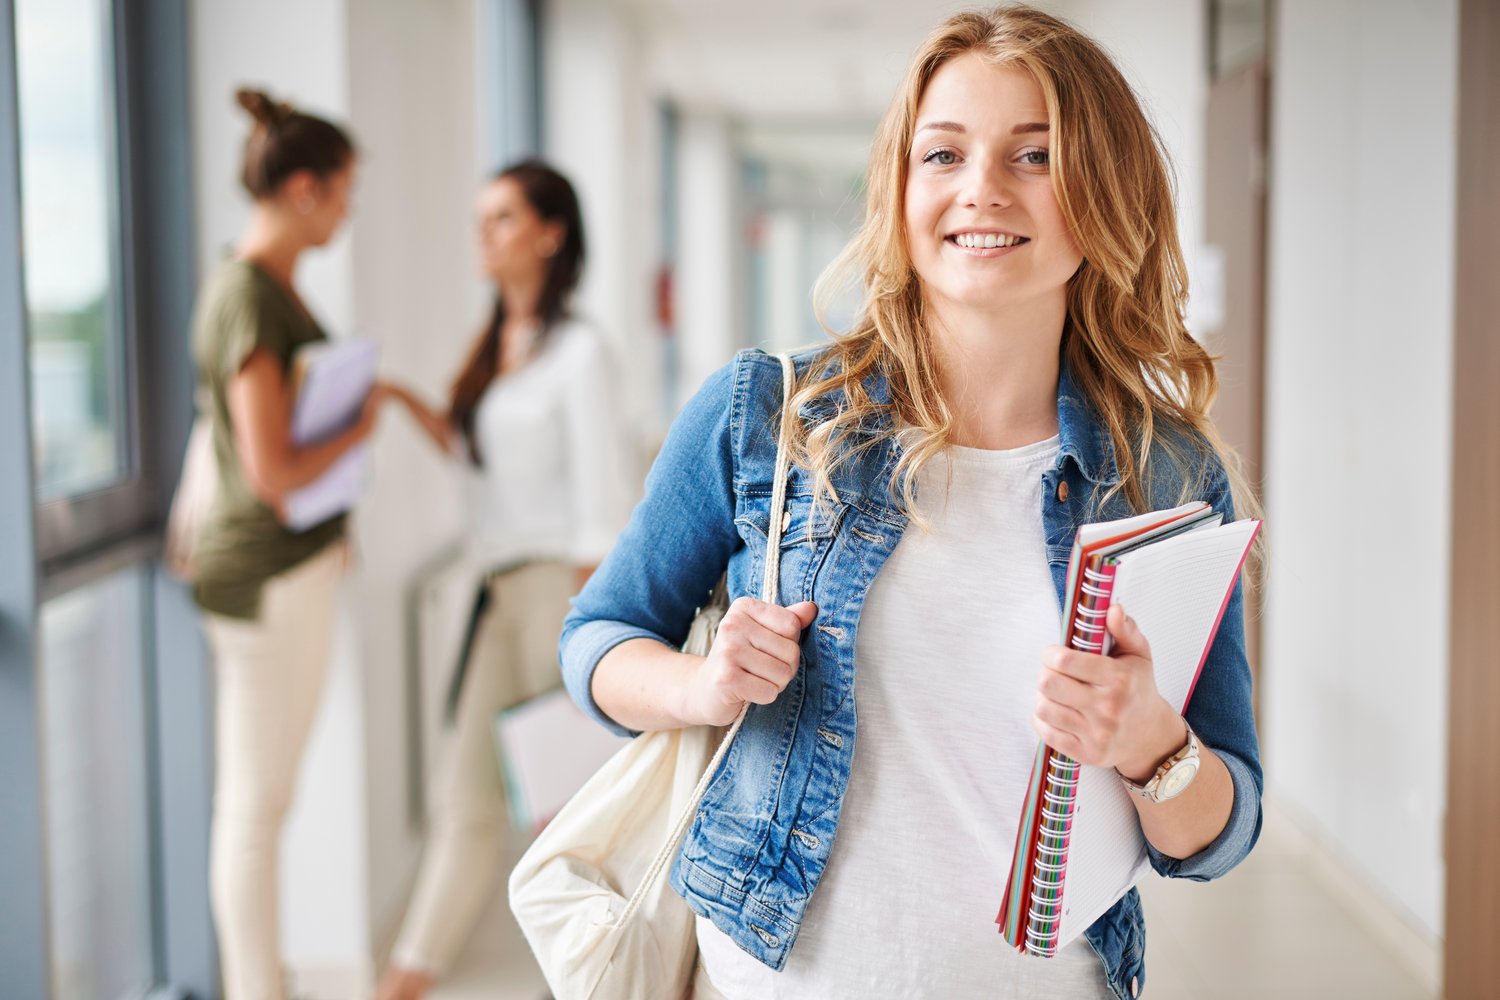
top-left (1022, 561), bottom-right (1115, 956)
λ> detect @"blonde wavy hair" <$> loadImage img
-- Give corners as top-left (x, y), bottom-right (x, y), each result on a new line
top-left (793, 3), bottom-right (1262, 543)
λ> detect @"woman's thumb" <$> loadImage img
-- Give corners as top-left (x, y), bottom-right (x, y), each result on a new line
top-left (789, 601), bottom-right (819, 629)
top-left (1106, 602), bottom-right (1146, 654)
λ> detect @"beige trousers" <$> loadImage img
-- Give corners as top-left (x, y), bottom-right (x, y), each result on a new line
top-left (203, 543), bottom-right (344, 1000)
top-left (391, 561), bottom-right (575, 974)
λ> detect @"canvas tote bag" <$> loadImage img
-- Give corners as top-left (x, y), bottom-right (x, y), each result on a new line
top-left (163, 397), bottom-right (218, 582)
top-left (508, 353), bottom-right (798, 1000)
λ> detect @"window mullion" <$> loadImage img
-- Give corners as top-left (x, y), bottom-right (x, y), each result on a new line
top-left (0, 0), bottom-right (50, 991)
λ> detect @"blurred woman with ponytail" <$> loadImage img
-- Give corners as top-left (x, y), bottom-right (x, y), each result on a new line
top-left (375, 160), bottom-right (632, 1000)
top-left (191, 88), bottom-right (384, 1000)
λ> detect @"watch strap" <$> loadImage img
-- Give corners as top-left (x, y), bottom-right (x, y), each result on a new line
top-left (1120, 719), bottom-right (1199, 802)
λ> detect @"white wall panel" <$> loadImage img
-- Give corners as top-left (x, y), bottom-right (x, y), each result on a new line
top-left (1263, 0), bottom-right (1456, 942)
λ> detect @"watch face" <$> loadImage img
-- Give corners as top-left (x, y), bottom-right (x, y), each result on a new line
top-left (1158, 759), bottom-right (1200, 800)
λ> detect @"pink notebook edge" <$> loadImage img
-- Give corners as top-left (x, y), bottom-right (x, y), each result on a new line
top-left (1180, 518), bottom-right (1263, 709)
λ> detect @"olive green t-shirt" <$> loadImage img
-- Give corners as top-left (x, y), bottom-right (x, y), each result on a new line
top-left (189, 258), bottom-right (346, 620)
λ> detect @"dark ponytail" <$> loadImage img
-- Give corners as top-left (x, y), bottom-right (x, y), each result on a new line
top-left (235, 87), bottom-right (356, 199)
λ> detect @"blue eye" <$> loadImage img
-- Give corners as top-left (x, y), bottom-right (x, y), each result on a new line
top-left (923, 148), bottom-right (959, 166)
top-left (1019, 148), bottom-right (1050, 167)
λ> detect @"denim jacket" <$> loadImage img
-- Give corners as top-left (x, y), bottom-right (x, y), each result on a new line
top-left (561, 347), bottom-right (1263, 999)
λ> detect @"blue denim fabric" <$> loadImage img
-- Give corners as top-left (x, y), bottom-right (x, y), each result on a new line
top-left (561, 347), bottom-right (1263, 998)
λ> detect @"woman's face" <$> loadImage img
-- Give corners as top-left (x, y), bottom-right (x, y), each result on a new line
top-left (476, 176), bottom-right (561, 287)
top-left (903, 53), bottom-right (1083, 326)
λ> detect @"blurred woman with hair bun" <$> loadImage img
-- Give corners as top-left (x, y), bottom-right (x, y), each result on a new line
top-left (190, 86), bottom-right (385, 1000)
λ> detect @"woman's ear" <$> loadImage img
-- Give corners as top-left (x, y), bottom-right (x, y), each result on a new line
top-left (538, 220), bottom-right (567, 258)
top-left (281, 169), bottom-right (319, 215)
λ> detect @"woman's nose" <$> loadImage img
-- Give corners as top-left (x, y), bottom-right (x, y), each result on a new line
top-left (960, 159), bottom-right (1014, 209)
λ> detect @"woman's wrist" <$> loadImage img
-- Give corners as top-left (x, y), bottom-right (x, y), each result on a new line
top-left (1115, 705), bottom-right (1189, 784)
top-left (592, 639), bottom-right (706, 732)
top-left (669, 653), bottom-right (712, 727)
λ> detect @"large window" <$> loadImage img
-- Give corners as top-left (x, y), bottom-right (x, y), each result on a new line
top-left (3, 0), bottom-right (205, 996)
top-left (16, 0), bottom-right (161, 566)
top-left (15, 2), bottom-right (162, 990)
top-left (16, 0), bottom-right (130, 501)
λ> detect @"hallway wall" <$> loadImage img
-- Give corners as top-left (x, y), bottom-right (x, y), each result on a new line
top-left (542, 0), bottom-right (666, 442)
top-left (1262, 0), bottom-right (1458, 944)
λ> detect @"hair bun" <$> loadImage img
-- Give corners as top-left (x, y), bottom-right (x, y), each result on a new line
top-left (234, 87), bottom-right (293, 127)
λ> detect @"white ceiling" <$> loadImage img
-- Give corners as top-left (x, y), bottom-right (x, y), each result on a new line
top-left (612, 1), bottom-right (1097, 185)
top-left (621, 0), bottom-right (1014, 122)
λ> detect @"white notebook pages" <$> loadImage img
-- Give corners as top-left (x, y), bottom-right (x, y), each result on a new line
top-left (493, 687), bottom-right (633, 833)
top-left (1052, 516), bottom-right (1260, 947)
top-left (283, 338), bottom-right (379, 530)
top-left (1073, 502), bottom-right (1210, 548)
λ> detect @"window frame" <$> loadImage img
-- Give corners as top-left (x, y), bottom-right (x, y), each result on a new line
top-left (25, 0), bottom-right (162, 569)
top-left (0, 0), bottom-right (49, 993)
top-left (2, 0), bottom-right (210, 996)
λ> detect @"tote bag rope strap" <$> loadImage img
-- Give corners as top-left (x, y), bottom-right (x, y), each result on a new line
top-left (617, 352), bottom-right (798, 927)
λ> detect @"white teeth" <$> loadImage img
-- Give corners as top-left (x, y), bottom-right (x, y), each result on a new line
top-left (954, 232), bottom-right (1021, 249)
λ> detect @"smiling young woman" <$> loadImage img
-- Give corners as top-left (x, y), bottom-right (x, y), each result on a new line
top-left (902, 57), bottom-right (1083, 334)
top-left (558, 6), bottom-right (1265, 999)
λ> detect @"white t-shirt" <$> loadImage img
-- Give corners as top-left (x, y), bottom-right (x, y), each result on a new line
top-left (463, 318), bottom-right (633, 569)
top-left (697, 435), bottom-right (1113, 999)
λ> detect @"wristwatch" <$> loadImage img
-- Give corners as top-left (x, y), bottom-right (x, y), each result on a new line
top-left (1118, 720), bottom-right (1200, 803)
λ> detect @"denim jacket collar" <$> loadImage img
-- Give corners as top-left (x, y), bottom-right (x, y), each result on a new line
top-left (795, 351), bottom-right (1120, 488)
top-left (1056, 362), bottom-right (1121, 487)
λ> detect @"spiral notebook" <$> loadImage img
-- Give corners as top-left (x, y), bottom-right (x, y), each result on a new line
top-left (492, 687), bottom-right (632, 834)
top-left (996, 503), bottom-right (1261, 955)
top-left (283, 337), bottom-right (379, 530)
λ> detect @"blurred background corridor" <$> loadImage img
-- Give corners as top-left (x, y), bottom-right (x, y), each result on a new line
top-left (2, 0), bottom-right (1496, 998)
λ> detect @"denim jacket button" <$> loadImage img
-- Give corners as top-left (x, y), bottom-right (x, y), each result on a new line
top-left (1129, 975), bottom-right (1139, 997)
top-left (1056, 480), bottom-right (1070, 502)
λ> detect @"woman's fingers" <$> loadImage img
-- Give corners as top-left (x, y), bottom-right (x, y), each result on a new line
top-left (724, 598), bottom-right (815, 669)
top-left (737, 597), bottom-right (817, 639)
top-left (731, 672), bottom-right (783, 706)
top-left (742, 620), bottom-right (803, 667)
top-left (1037, 662), bottom-right (1095, 710)
top-left (1104, 602), bottom-right (1152, 659)
top-left (1040, 644), bottom-right (1108, 685)
top-left (1035, 605), bottom-right (1178, 770)
top-left (714, 630), bottom-right (797, 687)
top-left (696, 597), bottom-right (819, 719)
top-left (1033, 691), bottom-right (1089, 743)
top-left (1030, 715), bottom-right (1083, 762)
top-left (786, 600), bottom-right (819, 628)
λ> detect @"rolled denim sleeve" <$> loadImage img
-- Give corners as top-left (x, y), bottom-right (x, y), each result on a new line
top-left (1146, 459), bottom-right (1265, 881)
top-left (558, 356), bottom-right (744, 738)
